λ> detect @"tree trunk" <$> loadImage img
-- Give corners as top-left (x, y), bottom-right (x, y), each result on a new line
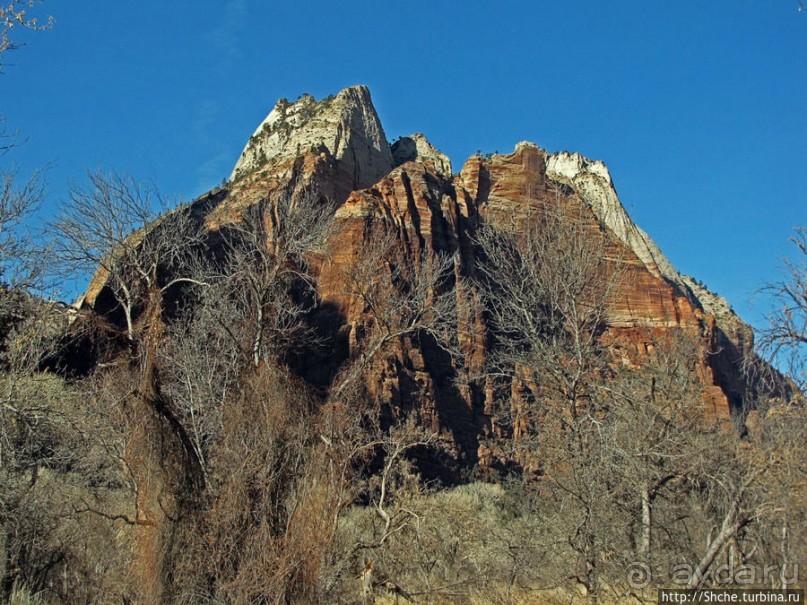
top-left (360, 560), bottom-right (374, 605)
top-left (123, 303), bottom-right (134, 342)
top-left (687, 502), bottom-right (745, 589)
top-left (781, 521), bottom-right (790, 588)
top-left (585, 553), bottom-right (599, 605)
top-left (640, 483), bottom-right (652, 559)
top-left (252, 306), bottom-right (264, 367)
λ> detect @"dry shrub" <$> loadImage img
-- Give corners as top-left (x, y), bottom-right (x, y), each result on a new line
top-left (166, 363), bottom-right (344, 604)
top-left (0, 368), bottom-right (134, 604)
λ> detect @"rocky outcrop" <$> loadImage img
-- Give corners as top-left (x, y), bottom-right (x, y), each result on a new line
top-left (681, 274), bottom-right (755, 409)
top-left (543, 148), bottom-right (754, 410)
top-left (545, 149), bottom-right (683, 288)
top-left (460, 143), bottom-right (702, 329)
top-left (391, 133), bottom-right (453, 177)
top-left (229, 86), bottom-right (393, 200)
top-left (312, 138), bottom-right (745, 475)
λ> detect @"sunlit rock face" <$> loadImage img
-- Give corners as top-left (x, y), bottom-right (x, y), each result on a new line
top-left (85, 85), bottom-right (755, 472)
top-left (315, 138), bottom-right (743, 465)
top-left (545, 149), bottom-right (681, 284)
top-left (230, 85), bottom-right (393, 200)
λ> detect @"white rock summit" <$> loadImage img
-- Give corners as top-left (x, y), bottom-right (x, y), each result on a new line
top-left (230, 85), bottom-right (393, 190)
top-left (544, 148), bottom-right (733, 322)
top-left (226, 86), bottom-right (735, 332)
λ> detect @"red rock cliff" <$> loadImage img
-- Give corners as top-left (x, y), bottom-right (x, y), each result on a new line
top-left (83, 86), bottom-right (755, 472)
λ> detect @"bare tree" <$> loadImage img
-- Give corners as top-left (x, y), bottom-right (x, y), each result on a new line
top-left (50, 170), bottom-right (207, 342)
top-left (748, 401), bottom-right (807, 588)
top-left (0, 305), bottom-right (131, 601)
top-left (0, 1), bottom-right (54, 345)
top-left (758, 227), bottom-right (806, 390)
top-left (159, 303), bottom-right (241, 490)
top-left (0, 170), bottom-right (43, 287)
top-left (313, 396), bottom-right (455, 603)
top-left (0, 168), bottom-right (49, 351)
top-left (335, 414), bottom-right (438, 603)
top-left (332, 219), bottom-right (459, 402)
top-left (603, 333), bottom-right (710, 560)
top-left (217, 190), bottom-right (336, 367)
top-left (592, 331), bottom-right (759, 598)
top-left (473, 188), bottom-right (629, 603)
top-left (475, 188), bottom-right (624, 427)
top-left (0, 0), bottom-right (53, 70)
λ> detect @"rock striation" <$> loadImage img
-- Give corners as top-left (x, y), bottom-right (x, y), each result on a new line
top-left (83, 85), bottom-right (759, 471)
top-left (545, 149), bottom-right (682, 286)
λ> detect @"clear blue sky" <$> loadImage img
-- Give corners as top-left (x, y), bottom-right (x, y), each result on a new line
top-left (1, 1), bottom-right (804, 328)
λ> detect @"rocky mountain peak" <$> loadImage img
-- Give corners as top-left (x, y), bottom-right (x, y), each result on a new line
top-left (542, 147), bottom-right (750, 380)
top-left (391, 133), bottom-right (453, 176)
top-left (229, 85), bottom-right (393, 191)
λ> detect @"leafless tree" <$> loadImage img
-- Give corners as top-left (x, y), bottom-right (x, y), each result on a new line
top-left (475, 188), bottom-right (624, 428)
top-left (337, 415), bottom-right (438, 602)
top-left (0, 169), bottom-right (43, 288)
top-left (602, 333), bottom-right (710, 560)
top-left (217, 190), bottom-right (336, 367)
top-left (331, 219), bottom-right (459, 403)
top-left (50, 170), bottom-right (208, 342)
top-left (747, 401), bottom-right (807, 588)
top-left (592, 332), bottom-right (753, 597)
top-left (473, 188), bottom-right (627, 603)
top-left (0, 1), bottom-right (54, 348)
top-left (0, 168), bottom-right (50, 352)
top-left (159, 303), bottom-right (241, 491)
top-left (313, 398), bottom-right (455, 603)
top-left (0, 0), bottom-right (53, 70)
top-left (757, 227), bottom-right (806, 390)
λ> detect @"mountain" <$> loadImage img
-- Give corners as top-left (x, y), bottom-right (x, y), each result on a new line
top-left (82, 85), bottom-right (757, 471)
top-left (25, 84), bottom-right (802, 605)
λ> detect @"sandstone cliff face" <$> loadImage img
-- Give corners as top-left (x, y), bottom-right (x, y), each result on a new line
top-left (459, 143), bottom-right (698, 330)
top-left (545, 149), bottom-right (683, 286)
top-left (311, 138), bottom-right (742, 474)
top-left (542, 149), bottom-right (750, 397)
top-left (84, 86), bottom-right (756, 470)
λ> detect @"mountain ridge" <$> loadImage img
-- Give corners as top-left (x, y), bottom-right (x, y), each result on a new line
top-left (227, 86), bottom-right (739, 330)
top-left (82, 85), bottom-right (757, 466)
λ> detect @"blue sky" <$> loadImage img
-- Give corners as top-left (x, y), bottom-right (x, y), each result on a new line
top-left (1, 1), bottom-right (804, 328)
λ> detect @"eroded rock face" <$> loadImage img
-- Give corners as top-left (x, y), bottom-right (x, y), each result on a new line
top-left (312, 139), bottom-right (746, 476)
top-left (460, 143), bottom-right (700, 330)
top-left (546, 149), bottom-right (682, 286)
top-left (84, 85), bottom-right (757, 470)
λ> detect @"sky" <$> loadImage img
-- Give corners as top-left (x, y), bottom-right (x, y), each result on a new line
top-left (1, 0), bottom-right (804, 329)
